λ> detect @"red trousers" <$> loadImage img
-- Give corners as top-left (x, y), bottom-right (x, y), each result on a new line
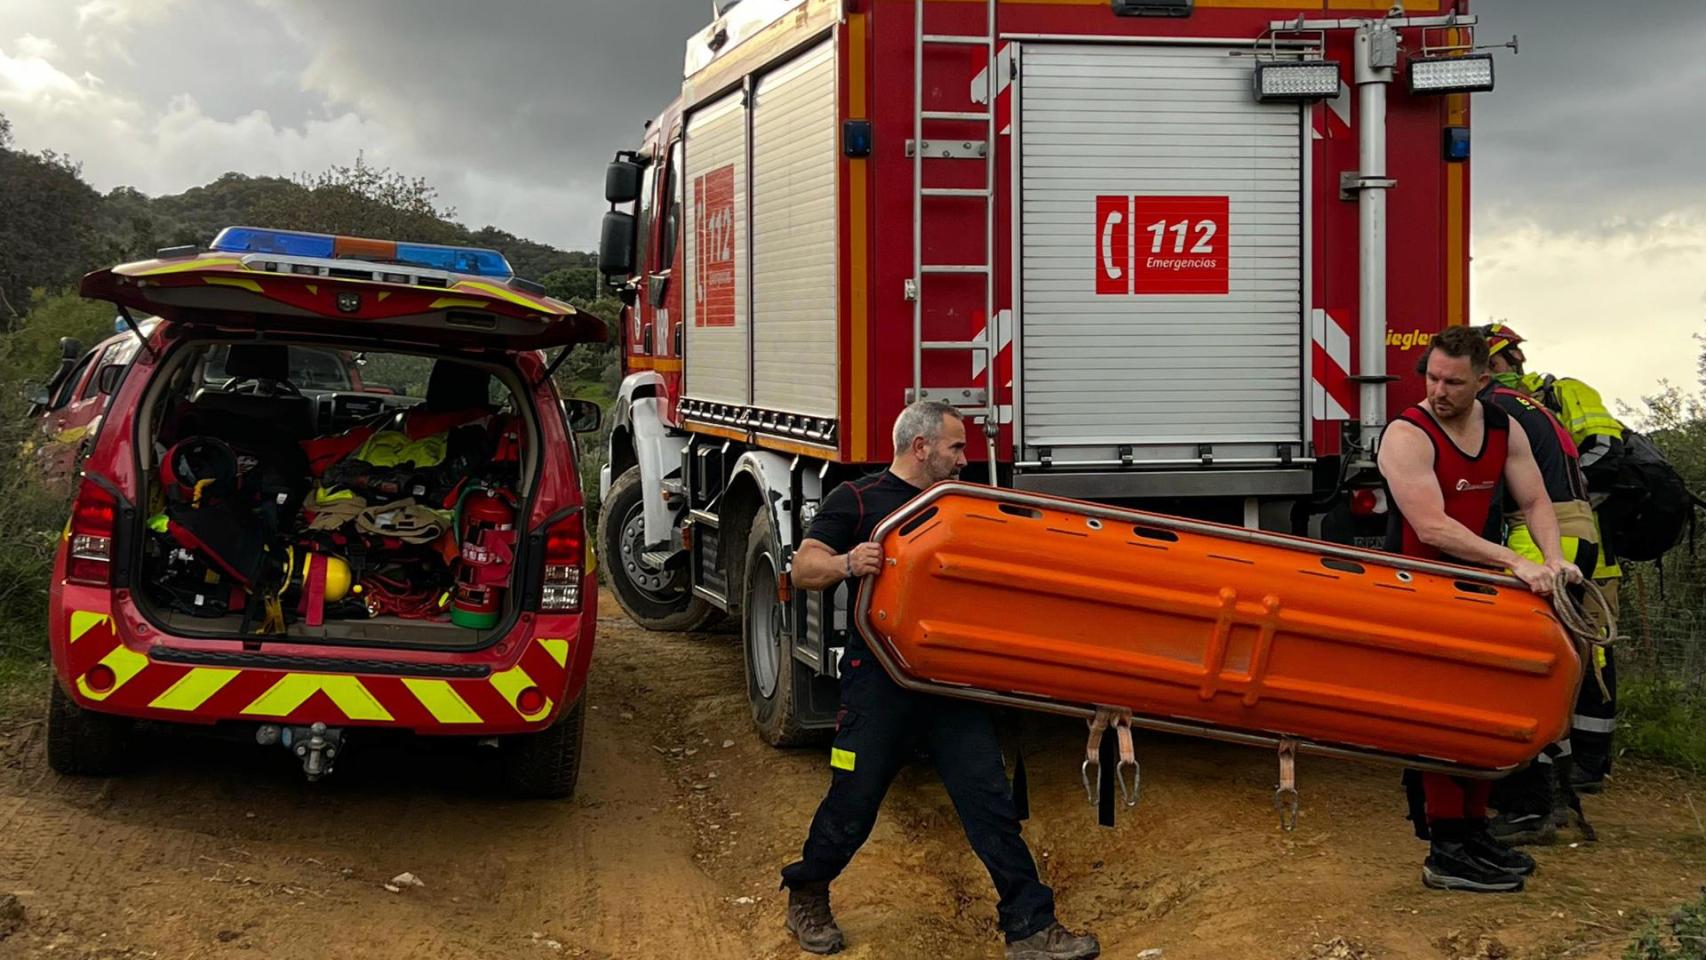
top-left (1423, 773), bottom-right (1492, 821)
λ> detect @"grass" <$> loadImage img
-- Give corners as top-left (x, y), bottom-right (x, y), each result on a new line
top-left (1625, 888), bottom-right (1706, 960)
top-left (0, 643), bottom-right (48, 722)
top-left (1619, 678), bottom-right (1706, 774)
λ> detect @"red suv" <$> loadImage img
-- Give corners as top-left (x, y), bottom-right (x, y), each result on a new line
top-left (47, 227), bottom-right (606, 797)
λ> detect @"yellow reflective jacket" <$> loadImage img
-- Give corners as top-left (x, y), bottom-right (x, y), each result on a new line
top-left (1508, 373), bottom-right (1624, 447)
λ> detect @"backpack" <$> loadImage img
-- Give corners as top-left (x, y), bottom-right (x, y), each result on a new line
top-left (1601, 428), bottom-right (1694, 563)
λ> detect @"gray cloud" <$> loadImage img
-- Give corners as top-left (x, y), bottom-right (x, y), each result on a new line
top-left (1471, 0), bottom-right (1706, 234)
top-left (253, 0), bottom-right (713, 245)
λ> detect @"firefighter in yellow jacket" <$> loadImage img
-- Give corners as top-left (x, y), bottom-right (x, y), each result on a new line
top-left (1483, 324), bottom-right (1620, 793)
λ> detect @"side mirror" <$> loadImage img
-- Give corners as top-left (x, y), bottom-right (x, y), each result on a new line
top-left (22, 380), bottom-right (50, 408)
top-left (605, 160), bottom-right (642, 205)
top-left (599, 211), bottom-right (637, 277)
top-left (564, 398), bottom-right (603, 434)
top-left (96, 364), bottom-right (123, 395)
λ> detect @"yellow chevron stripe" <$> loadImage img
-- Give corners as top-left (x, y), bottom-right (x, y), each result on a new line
top-left (149, 668), bottom-right (240, 712)
top-left (428, 297), bottom-right (488, 310)
top-left (133, 257), bottom-right (243, 276)
top-left (402, 679), bottom-right (482, 724)
top-left (76, 644), bottom-right (149, 702)
top-left (242, 675), bottom-right (394, 722)
top-left (204, 276), bottom-right (263, 294)
top-left (69, 611), bottom-right (111, 645)
top-left (454, 280), bottom-right (546, 311)
top-left (489, 664), bottom-right (552, 721)
top-left (538, 638), bottom-right (569, 669)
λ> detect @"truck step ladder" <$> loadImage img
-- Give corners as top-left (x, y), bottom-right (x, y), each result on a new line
top-left (911, 0), bottom-right (1001, 481)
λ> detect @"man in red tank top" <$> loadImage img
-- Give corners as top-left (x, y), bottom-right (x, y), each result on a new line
top-left (1378, 326), bottom-right (1583, 893)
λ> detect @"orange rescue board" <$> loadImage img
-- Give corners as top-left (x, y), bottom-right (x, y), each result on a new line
top-left (856, 484), bottom-right (1581, 775)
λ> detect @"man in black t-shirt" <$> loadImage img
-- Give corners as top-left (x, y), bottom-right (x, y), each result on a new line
top-left (778, 402), bottom-right (1100, 960)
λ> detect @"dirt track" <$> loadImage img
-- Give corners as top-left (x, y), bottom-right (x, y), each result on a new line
top-left (2, 590), bottom-right (1703, 959)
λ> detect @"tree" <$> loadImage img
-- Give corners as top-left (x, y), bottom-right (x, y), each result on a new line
top-left (248, 154), bottom-right (462, 244)
top-left (0, 117), bottom-right (102, 321)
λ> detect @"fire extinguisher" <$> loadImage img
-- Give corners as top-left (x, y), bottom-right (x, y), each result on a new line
top-left (450, 487), bottom-right (518, 630)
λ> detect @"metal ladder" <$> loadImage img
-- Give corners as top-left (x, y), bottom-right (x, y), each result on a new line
top-left (910, 0), bottom-right (1001, 479)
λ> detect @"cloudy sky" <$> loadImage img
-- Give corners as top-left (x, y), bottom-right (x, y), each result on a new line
top-left (2, 0), bottom-right (1703, 413)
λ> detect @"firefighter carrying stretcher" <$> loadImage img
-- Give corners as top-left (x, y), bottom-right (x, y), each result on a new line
top-left (1379, 326), bottom-right (1583, 894)
top-left (778, 401), bottom-right (1101, 959)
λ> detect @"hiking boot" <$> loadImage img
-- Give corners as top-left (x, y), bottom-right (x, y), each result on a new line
top-left (1465, 824), bottom-right (1537, 876)
top-left (1570, 764), bottom-right (1606, 795)
top-left (1421, 841), bottom-right (1525, 893)
top-left (1005, 922), bottom-right (1101, 960)
top-left (784, 882), bottom-right (845, 955)
top-left (1488, 810), bottom-right (1557, 847)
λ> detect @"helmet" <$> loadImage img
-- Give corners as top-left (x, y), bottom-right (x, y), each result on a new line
top-left (1483, 322), bottom-right (1526, 359)
top-left (160, 436), bottom-right (239, 507)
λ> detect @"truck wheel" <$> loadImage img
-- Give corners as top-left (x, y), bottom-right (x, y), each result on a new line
top-left (46, 679), bottom-right (132, 776)
top-left (500, 696), bottom-right (587, 800)
top-left (597, 466), bottom-right (721, 632)
top-left (741, 511), bottom-right (816, 747)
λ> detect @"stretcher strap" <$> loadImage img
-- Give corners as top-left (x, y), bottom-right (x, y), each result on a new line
top-left (1081, 707), bottom-right (1139, 828)
top-left (1274, 737), bottom-right (1300, 832)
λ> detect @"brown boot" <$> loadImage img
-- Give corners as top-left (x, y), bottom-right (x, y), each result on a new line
top-left (1005, 922), bottom-right (1101, 960)
top-left (784, 882), bottom-right (845, 955)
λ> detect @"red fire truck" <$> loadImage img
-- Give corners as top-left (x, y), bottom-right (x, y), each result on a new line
top-left (595, 0), bottom-right (1508, 744)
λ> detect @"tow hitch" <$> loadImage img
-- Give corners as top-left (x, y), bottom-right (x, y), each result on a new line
top-left (256, 722), bottom-right (345, 781)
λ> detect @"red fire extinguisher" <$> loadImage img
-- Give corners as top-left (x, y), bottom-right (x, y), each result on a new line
top-left (451, 488), bottom-right (518, 629)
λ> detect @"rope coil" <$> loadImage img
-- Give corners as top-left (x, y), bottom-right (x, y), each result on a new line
top-left (1552, 576), bottom-right (1618, 701)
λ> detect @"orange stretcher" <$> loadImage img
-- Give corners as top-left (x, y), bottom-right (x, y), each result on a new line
top-left (855, 483), bottom-right (1582, 782)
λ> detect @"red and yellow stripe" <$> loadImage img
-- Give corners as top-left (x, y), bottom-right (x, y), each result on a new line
top-left (61, 612), bottom-right (576, 734)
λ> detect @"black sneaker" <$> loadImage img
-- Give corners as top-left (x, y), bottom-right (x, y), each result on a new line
top-left (1421, 841), bottom-right (1525, 893)
top-left (784, 882), bottom-right (845, 955)
top-left (1005, 922), bottom-right (1101, 960)
top-left (1488, 810), bottom-right (1557, 847)
top-left (1466, 825), bottom-right (1537, 876)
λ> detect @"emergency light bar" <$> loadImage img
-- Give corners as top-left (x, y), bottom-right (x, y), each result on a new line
top-left (1407, 54), bottom-right (1495, 94)
top-left (1252, 61), bottom-right (1340, 102)
top-left (209, 226), bottom-right (514, 279)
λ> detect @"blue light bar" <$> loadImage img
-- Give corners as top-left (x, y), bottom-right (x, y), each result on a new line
top-left (208, 226), bottom-right (515, 279)
top-left (394, 242), bottom-right (514, 279)
top-left (211, 226), bottom-right (334, 259)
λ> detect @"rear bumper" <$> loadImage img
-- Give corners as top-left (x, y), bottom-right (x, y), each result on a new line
top-left (48, 580), bottom-right (597, 736)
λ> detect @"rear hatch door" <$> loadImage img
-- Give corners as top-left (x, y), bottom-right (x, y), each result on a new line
top-left (81, 252), bottom-right (605, 352)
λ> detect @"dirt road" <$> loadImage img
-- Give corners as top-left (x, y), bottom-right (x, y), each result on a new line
top-left (2, 591), bottom-right (1702, 959)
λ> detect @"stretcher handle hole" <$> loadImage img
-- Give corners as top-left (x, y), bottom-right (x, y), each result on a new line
top-left (998, 504), bottom-right (1043, 520)
top-left (1086, 518), bottom-right (1103, 530)
top-left (897, 505), bottom-right (941, 537)
top-left (1453, 580), bottom-right (1499, 596)
top-left (1132, 526), bottom-right (1179, 543)
top-left (1321, 558), bottom-right (1365, 575)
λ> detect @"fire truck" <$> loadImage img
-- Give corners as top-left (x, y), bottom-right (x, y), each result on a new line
top-left (595, 0), bottom-right (1509, 745)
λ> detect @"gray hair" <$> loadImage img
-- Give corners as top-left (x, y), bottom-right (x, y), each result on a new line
top-left (892, 400), bottom-right (962, 452)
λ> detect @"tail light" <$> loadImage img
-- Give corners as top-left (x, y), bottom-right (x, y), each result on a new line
top-left (541, 511), bottom-right (584, 612)
top-left (1349, 487), bottom-right (1388, 518)
top-left (67, 479), bottom-right (117, 586)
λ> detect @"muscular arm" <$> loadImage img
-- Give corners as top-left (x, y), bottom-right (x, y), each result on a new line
top-left (1502, 425), bottom-right (1562, 565)
top-left (1379, 420), bottom-right (1528, 570)
top-left (1505, 424), bottom-right (1583, 585)
top-left (792, 539), bottom-right (848, 591)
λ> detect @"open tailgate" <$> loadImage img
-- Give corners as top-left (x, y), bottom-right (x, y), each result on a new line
top-left (80, 252), bottom-right (606, 352)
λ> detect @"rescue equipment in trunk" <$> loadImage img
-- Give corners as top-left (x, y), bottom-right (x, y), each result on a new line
top-left (450, 486), bottom-right (518, 629)
top-left (855, 483), bottom-right (1584, 780)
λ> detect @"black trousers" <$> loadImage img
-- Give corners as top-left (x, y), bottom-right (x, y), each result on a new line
top-left (779, 651), bottom-right (1057, 943)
